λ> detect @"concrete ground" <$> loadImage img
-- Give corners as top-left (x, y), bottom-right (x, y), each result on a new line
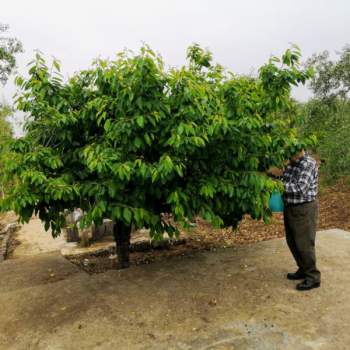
top-left (1, 225), bottom-right (350, 350)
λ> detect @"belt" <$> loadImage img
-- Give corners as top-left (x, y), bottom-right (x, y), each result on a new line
top-left (284, 200), bottom-right (315, 207)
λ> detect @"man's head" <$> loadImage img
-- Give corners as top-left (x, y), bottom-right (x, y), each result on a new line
top-left (290, 149), bottom-right (305, 163)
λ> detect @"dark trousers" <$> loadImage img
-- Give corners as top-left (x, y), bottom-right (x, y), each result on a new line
top-left (284, 200), bottom-right (321, 283)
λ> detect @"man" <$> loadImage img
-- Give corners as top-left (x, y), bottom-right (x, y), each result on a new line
top-left (281, 149), bottom-right (321, 291)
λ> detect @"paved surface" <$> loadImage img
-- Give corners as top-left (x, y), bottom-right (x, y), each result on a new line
top-left (1, 226), bottom-right (350, 350)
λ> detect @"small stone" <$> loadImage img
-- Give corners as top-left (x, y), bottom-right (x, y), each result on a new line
top-left (208, 298), bottom-right (217, 306)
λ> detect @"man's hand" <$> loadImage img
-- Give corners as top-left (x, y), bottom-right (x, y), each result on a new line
top-left (267, 166), bottom-right (284, 177)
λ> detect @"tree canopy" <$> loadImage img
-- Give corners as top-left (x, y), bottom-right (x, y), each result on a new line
top-left (0, 44), bottom-right (314, 267)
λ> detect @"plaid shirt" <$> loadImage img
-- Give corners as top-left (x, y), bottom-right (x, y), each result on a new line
top-left (282, 154), bottom-right (318, 204)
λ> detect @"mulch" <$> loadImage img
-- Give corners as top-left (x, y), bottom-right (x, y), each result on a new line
top-left (318, 180), bottom-right (350, 232)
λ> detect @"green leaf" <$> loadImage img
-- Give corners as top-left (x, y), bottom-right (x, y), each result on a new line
top-left (53, 59), bottom-right (61, 72)
top-left (44, 221), bottom-right (50, 231)
top-left (175, 164), bottom-right (184, 177)
top-left (136, 115), bottom-right (145, 128)
top-left (104, 119), bottom-right (111, 132)
top-left (123, 207), bottom-right (132, 224)
top-left (200, 184), bottom-right (215, 198)
top-left (144, 133), bottom-right (151, 146)
top-left (151, 168), bottom-right (158, 183)
top-left (112, 207), bottom-right (122, 220)
top-left (134, 137), bottom-right (143, 148)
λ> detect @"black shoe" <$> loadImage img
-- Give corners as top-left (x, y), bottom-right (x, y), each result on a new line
top-left (287, 271), bottom-right (306, 280)
top-left (296, 279), bottom-right (320, 291)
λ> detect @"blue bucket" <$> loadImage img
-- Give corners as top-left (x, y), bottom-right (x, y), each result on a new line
top-left (269, 191), bottom-right (284, 212)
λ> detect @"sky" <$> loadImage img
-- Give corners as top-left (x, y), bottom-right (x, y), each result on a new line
top-left (1, 0), bottom-right (350, 135)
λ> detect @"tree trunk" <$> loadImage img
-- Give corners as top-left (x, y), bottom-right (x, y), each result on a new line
top-left (113, 220), bottom-right (132, 269)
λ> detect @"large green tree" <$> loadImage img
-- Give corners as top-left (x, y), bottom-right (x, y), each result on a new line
top-left (1, 45), bottom-right (313, 268)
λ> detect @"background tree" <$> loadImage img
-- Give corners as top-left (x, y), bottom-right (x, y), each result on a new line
top-left (0, 105), bottom-right (13, 198)
top-left (1, 45), bottom-right (313, 268)
top-left (0, 22), bottom-right (21, 138)
top-left (0, 23), bottom-right (23, 85)
top-left (301, 45), bottom-right (350, 181)
top-left (306, 45), bottom-right (350, 100)
top-left (0, 23), bottom-right (21, 197)
top-left (0, 104), bottom-right (13, 139)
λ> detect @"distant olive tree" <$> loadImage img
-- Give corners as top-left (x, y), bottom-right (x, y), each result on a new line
top-left (0, 23), bottom-right (23, 85)
top-left (302, 45), bottom-right (350, 181)
top-left (0, 22), bottom-right (21, 153)
top-left (0, 105), bottom-right (14, 198)
top-left (0, 23), bottom-right (21, 196)
top-left (306, 45), bottom-right (350, 101)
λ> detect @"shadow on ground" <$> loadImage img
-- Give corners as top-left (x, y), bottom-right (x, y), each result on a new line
top-left (0, 229), bottom-right (349, 350)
